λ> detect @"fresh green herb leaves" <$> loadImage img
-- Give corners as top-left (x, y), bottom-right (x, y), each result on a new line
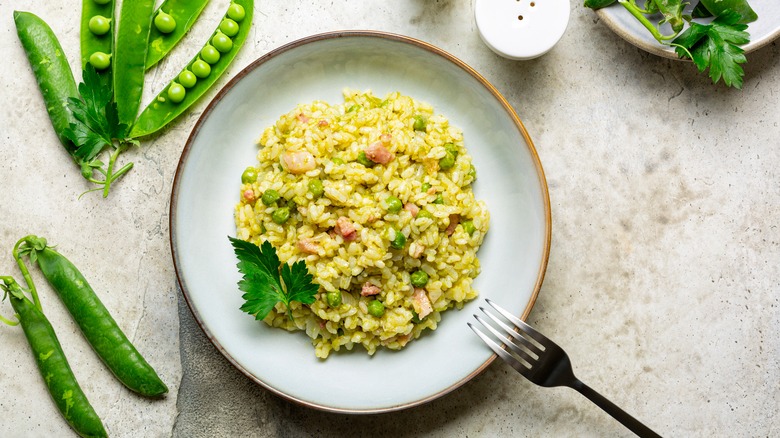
top-left (673, 13), bottom-right (749, 88)
top-left (229, 237), bottom-right (318, 321)
top-left (63, 64), bottom-right (137, 197)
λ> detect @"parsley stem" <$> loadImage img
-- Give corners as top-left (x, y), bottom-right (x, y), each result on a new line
top-left (618, 0), bottom-right (680, 42)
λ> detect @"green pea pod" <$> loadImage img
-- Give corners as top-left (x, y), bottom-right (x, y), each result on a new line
top-left (80, 0), bottom-right (115, 71)
top-left (28, 241), bottom-right (168, 397)
top-left (146, 0), bottom-right (212, 69)
top-left (129, 0), bottom-right (254, 138)
top-left (698, 0), bottom-right (757, 23)
top-left (4, 279), bottom-right (108, 438)
top-left (13, 11), bottom-right (79, 149)
top-left (583, 0), bottom-right (617, 9)
top-left (114, 0), bottom-right (155, 126)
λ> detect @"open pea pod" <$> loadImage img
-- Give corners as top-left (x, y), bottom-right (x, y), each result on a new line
top-left (80, 0), bottom-right (115, 72)
top-left (129, 0), bottom-right (253, 138)
top-left (114, 0), bottom-right (155, 126)
top-left (146, 0), bottom-right (212, 69)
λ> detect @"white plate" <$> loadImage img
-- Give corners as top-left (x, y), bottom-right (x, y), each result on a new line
top-left (170, 31), bottom-right (551, 413)
top-left (596, 1), bottom-right (780, 59)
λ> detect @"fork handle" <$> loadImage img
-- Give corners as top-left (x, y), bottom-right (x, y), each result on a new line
top-left (571, 379), bottom-right (662, 438)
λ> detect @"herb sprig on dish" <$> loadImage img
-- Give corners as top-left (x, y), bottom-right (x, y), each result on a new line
top-left (229, 237), bottom-right (319, 321)
top-left (585, 0), bottom-right (757, 88)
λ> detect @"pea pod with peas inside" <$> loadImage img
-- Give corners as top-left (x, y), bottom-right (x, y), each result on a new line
top-left (129, 0), bottom-right (254, 138)
top-left (146, 0), bottom-right (212, 69)
top-left (1, 277), bottom-right (108, 438)
top-left (80, 0), bottom-right (114, 71)
top-left (16, 236), bottom-right (168, 397)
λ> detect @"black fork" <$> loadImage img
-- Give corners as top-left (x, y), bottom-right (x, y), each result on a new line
top-left (468, 299), bottom-right (662, 438)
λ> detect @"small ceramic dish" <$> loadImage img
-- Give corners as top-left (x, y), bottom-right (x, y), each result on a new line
top-left (595, 0), bottom-right (780, 59)
top-left (170, 31), bottom-right (551, 413)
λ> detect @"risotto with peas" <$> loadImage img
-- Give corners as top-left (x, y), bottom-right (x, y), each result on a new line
top-left (233, 89), bottom-right (489, 358)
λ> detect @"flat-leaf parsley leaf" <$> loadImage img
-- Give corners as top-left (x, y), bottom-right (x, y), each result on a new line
top-left (229, 236), bottom-right (318, 321)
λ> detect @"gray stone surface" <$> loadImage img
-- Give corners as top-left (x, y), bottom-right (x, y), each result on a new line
top-left (1, 0), bottom-right (778, 437)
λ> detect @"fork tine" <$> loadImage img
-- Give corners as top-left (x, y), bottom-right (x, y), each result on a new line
top-left (473, 315), bottom-right (537, 367)
top-left (486, 298), bottom-right (547, 345)
top-left (467, 322), bottom-right (530, 375)
top-left (479, 307), bottom-right (544, 357)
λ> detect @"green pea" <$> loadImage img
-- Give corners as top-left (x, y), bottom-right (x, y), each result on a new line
top-left (88, 15), bottom-right (111, 36)
top-left (241, 167), bottom-right (257, 184)
top-left (89, 51), bottom-right (111, 70)
top-left (200, 44), bottom-right (221, 64)
top-left (211, 32), bottom-right (233, 53)
top-left (410, 270), bottom-right (429, 287)
top-left (385, 196), bottom-right (402, 213)
top-left (444, 143), bottom-right (459, 158)
top-left (228, 3), bottom-right (246, 21)
top-left (417, 209), bottom-right (433, 220)
top-left (326, 291), bottom-right (342, 307)
top-left (167, 82), bottom-right (186, 103)
top-left (468, 164), bottom-right (477, 181)
top-left (413, 115), bottom-right (427, 131)
top-left (462, 220), bottom-right (476, 236)
top-left (432, 194), bottom-right (444, 205)
top-left (220, 18), bottom-right (240, 37)
top-left (357, 151), bottom-right (375, 167)
top-left (389, 227), bottom-right (406, 249)
top-left (367, 300), bottom-right (385, 317)
top-left (439, 152), bottom-right (456, 170)
top-left (154, 11), bottom-right (177, 34)
top-left (421, 182), bottom-right (432, 192)
top-left (331, 157), bottom-right (344, 165)
top-left (178, 70), bottom-right (197, 88)
top-left (308, 179), bottom-right (324, 198)
top-left (272, 207), bottom-right (290, 224)
top-left (261, 189), bottom-right (281, 206)
top-left (191, 59), bottom-right (211, 78)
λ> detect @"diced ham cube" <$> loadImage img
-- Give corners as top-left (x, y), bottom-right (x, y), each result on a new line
top-left (296, 113), bottom-right (310, 123)
top-left (446, 214), bottom-right (460, 236)
top-left (242, 189), bottom-right (255, 203)
top-left (296, 238), bottom-right (319, 254)
top-left (404, 203), bottom-right (419, 217)
top-left (335, 216), bottom-right (357, 241)
top-left (412, 288), bottom-right (433, 319)
top-left (361, 283), bottom-right (381, 296)
top-left (282, 151), bottom-right (316, 174)
top-left (364, 141), bottom-right (395, 165)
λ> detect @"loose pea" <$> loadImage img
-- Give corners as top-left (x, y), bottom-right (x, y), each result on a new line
top-left (468, 164), bottom-right (477, 181)
top-left (444, 142), bottom-right (459, 158)
top-left (211, 32), bottom-right (233, 53)
top-left (413, 115), bottom-right (427, 131)
top-left (357, 151), bottom-right (374, 167)
top-left (88, 15), bottom-right (111, 36)
top-left (326, 291), bottom-right (342, 307)
top-left (89, 51), bottom-right (111, 70)
top-left (385, 196), bottom-right (402, 213)
top-left (154, 11), bottom-right (177, 34)
top-left (241, 167), bottom-right (257, 184)
top-left (272, 207), bottom-right (290, 224)
top-left (410, 270), bottom-right (429, 287)
top-left (200, 45), bottom-right (221, 64)
top-left (389, 228), bottom-right (406, 249)
top-left (261, 189), bottom-right (281, 206)
top-left (439, 152), bottom-right (456, 170)
top-left (432, 194), bottom-right (444, 204)
top-left (191, 59), bottom-right (211, 78)
top-left (167, 82), bottom-right (186, 103)
top-left (228, 3), bottom-right (246, 21)
top-left (417, 209), bottom-right (433, 219)
top-left (220, 18), bottom-right (240, 37)
top-left (367, 300), bottom-right (385, 317)
top-left (308, 179), bottom-right (324, 198)
top-left (421, 182), bottom-right (432, 192)
top-left (178, 70), bottom-right (197, 88)
top-left (331, 157), bottom-right (344, 165)
top-left (462, 220), bottom-right (476, 236)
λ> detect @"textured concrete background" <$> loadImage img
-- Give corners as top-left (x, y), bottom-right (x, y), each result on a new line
top-left (1, 0), bottom-right (779, 437)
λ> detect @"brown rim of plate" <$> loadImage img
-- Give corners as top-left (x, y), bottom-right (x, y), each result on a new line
top-left (170, 30), bottom-right (552, 414)
top-left (595, 7), bottom-right (780, 60)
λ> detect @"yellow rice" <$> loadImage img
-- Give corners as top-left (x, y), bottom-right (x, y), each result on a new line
top-left (234, 89), bottom-right (489, 358)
